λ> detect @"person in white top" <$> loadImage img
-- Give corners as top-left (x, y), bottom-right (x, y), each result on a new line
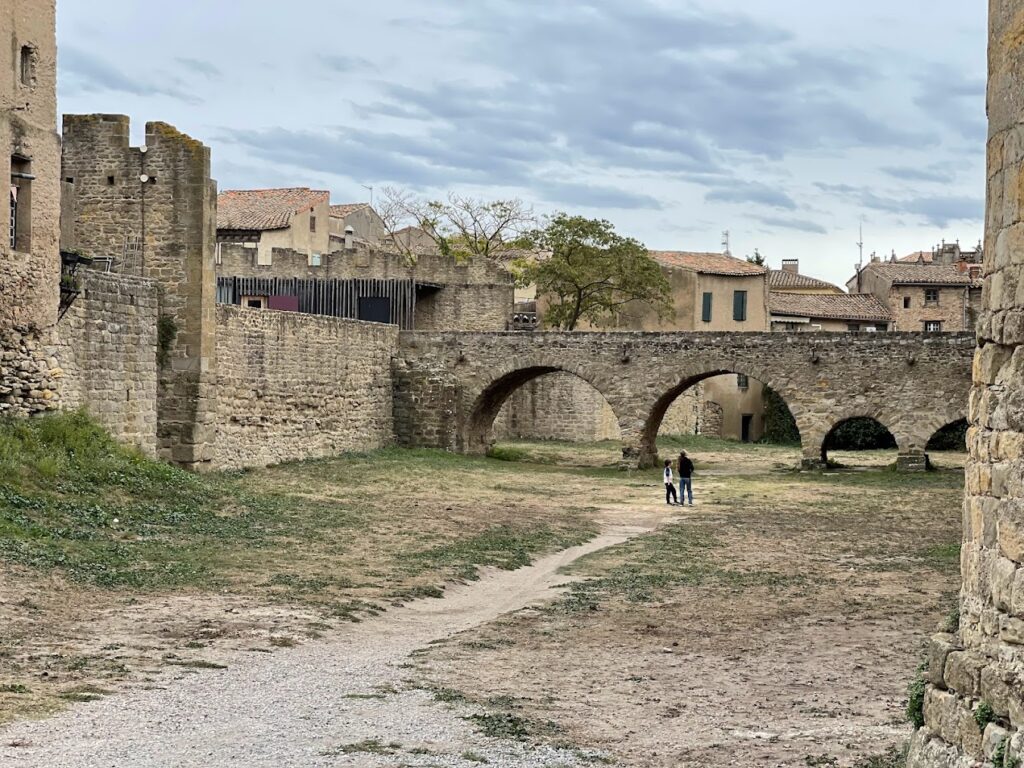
top-left (663, 459), bottom-right (678, 505)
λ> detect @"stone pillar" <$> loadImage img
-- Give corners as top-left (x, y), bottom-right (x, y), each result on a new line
top-left (908, 3), bottom-right (1024, 764)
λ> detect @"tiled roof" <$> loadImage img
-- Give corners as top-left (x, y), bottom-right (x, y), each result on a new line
top-left (898, 251), bottom-right (934, 264)
top-left (329, 203), bottom-right (369, 219)
top-left (862, 262), bottom-right (979, 286)
top-left (649, 251), bottom-right (767, 276)
top-left (217, 188), bottom-right (329, 232)
top-left (767, 269), bottom-right (840, 291)
top-left (770, 292), bottom-right (893, 322)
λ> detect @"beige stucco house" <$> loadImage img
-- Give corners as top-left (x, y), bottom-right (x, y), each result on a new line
top-left (329, 203), bottom-right (386, 248)
top-left (216, 188), bottom-right (331, 268)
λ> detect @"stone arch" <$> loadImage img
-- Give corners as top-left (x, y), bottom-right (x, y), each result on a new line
top-left (633, 360), bottom-right (807, 469)
top-left (464, 356), bottom-right (618, 455)
top-left (818, 413), bottom-right (899, 466)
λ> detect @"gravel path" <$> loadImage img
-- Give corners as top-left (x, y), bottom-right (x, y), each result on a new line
top-left (1, 527), bottom-right (648, 767)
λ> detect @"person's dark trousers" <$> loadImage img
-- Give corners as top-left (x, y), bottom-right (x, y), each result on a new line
top-left (665, 483), bottom-right (678, 504)
top-left (679, 477), bottom-right (693, 505)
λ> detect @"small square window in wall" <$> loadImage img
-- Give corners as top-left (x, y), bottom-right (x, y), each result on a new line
top-left (903, 296), bottom-right (911, 309)
top-left (310, 252), bottom-right (322, 267)
top-left (847, 323), bottom-right (861, 332)
top-left (924, 320), bottom-right (942, 333)
top-left (924, 288), bottom-right (939, 305)
top-left (736, 374), bottom-right (749, 390)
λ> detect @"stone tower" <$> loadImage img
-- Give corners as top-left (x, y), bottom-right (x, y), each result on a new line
top-left (908, 2), bottom-right (1024, 765)
top-left (0, 0), bottom-right (62, 415)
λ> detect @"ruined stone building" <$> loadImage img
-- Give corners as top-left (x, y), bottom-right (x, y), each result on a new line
top-left (0, 0), bottom-right (61, 417)
top-left (847, 259), bottom-right (982, 332)
top-left (216, 187), bottom-right (330, 268)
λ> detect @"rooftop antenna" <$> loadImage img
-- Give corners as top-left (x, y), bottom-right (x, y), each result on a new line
top-left (721, 230), bottom-right (731, 256)
top-left (361, 184), bottom-right (374, 207)
top-left (856, 223), bottom-right (864, 269)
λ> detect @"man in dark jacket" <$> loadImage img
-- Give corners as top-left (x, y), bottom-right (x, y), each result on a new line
top-left (678, 451), bottom-right (695, 506)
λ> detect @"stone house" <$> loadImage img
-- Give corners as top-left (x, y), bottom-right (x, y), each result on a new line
top-left (769, 293), bottom-right (893, 332)
top-left (0, 0), bottom-right (61, 416)
top-left (328, 203), bottom-right (386, 247)
top-left (846, 259), bottom-right (981, 332)
top-left (216, 188), bottom-right (330, 268)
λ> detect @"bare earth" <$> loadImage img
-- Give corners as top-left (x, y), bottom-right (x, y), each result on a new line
top-left (0, 442), bottom-right (962, 766)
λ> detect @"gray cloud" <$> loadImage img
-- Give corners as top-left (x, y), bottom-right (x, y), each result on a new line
top-left (815, 182), bottom-right (982, 227)
top-left (175, 57), bottom-right (222, 79)
top-left (881, 165), bottom-right (956, 183)
top-left (533, 179), bottom-right (663, 211)
top-left (319, 54), bottom-right (378, 74)
top-left (60, 45), bottom-right (201, 104)
top-left (705, 180), bottom-right (798, 210)
top-left (914, 66), bottom-right (986, 144)
top-left (756, 216), bottom-right (829, 235)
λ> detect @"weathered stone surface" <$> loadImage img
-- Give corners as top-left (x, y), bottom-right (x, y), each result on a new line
top-left (394, 331), bottom-right (975, 468)
top-left (928, 634), bottom-right (960, 688)
top-left (944, 652), bottom-right (986, 699)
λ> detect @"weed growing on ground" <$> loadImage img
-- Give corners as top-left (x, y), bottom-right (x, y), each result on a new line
top-left (906, 662), bottom-right (927, 729)
top-left (321, 739), bottom-right (402, 756)
top-left (855, 744), bottom-right (909, 768)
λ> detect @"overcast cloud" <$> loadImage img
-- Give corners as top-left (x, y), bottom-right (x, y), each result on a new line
top-left (55, 0), bottom-right (986, 285)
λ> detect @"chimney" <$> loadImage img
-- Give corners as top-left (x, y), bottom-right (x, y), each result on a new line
top-left (870, 251), bottom-right (880, 263)
top-left (344, 225), bottom-right (355, 250)
top-left (781, 258), bottom-right (799, 273)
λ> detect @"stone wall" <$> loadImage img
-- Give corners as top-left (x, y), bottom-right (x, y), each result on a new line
top-left (0, 1), bottom-right (62, 416)
top-left (62, 116), bottom-right (218, 469)
top-left (217, 243), bottom-right (513, 332)
top-left (908, 4), bottom-right (1024, 765)
top-left (56, 269), bottom-right (158, 454)
top-left (213, 306), bottom-right (399, 471)
top-left (393, 331), bottom-right (975, 469)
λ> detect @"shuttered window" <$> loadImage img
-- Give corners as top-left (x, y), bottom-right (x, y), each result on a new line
top-left (733, 290), bottom-right (747, 322)
top-left (701, 292), bottom-right (712, 323)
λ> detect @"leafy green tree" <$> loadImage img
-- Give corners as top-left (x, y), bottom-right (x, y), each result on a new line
top-left (514, 214), bottom-right (673, 331)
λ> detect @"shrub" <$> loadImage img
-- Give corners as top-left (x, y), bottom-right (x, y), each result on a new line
top-left (907, 662), bottom-right (927, 728)
top-left (825, 418), bottom-right (896, 451)
top-left (761, 387), bottom-right (800, 445)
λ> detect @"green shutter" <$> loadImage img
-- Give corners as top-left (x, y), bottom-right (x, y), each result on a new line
top-left (733, 290), bottom-right (747, 322)
top-left (701, 292), bottom-right (712, 323)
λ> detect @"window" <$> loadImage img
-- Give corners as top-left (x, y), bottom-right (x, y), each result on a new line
top-left (309, 215), bottom-right (317, 233)
top-left (20, 46), bottom-right (35, 87)
top-left (903, 296), bottom-right (911, 309)
top-left (9, 156), bottom-right (32, 252)
top-left (924, 320), bottom-right (942, 333)
top-left (736, 374), bottom-right (749, 390)
top-left (701, 292), bottom-right (713, 323)
top-left (925, 288), bottom-right (939, 306)
top-left (847, 323), bottom-right (861, 332)
top-left (309, 252), bottom-right (322, 267)
top-left (733, 290), bottom-right (747, 322)
top-left (241, 295), bottom-right (268, 309)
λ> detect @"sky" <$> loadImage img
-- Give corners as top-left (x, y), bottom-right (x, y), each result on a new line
top-left (55, 0), bottom-right (986, 287)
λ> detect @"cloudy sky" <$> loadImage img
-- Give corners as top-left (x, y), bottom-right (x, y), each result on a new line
top-left (56, 0), bottom-right (985, 286)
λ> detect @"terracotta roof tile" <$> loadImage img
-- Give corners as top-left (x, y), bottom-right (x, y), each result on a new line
top-left (862, 262), bottom-right (979, 286)
top-left (329, 203), bottom-right (370, 219)
top-left (767, 269), bottom-right (840, 291)
top-left (770, 293), bottom-right (893, 322)
top-left (649, 251), bottom-right (767, 276)
top-left (217, 188), bottom-right (329, 232)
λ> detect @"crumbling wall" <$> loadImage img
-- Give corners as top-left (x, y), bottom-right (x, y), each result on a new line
top-left (907, 5), bottom-right (1024, 765)
top-left (213, 306), bottom-right (399, 471)
top-left (56, 269), bottom-right (158, 454)
top-left (62, 116), bottom-right (217, 469)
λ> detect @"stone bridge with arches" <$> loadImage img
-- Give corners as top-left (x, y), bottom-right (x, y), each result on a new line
top-left (392, 331), bottom-right (976, 469)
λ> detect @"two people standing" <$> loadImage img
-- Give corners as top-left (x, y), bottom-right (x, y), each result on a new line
top-left (663, 450), bottom-right (695, 506)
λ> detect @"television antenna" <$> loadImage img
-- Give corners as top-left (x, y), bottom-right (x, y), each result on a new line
top-left (856, 223), bottom-right (864, 269)
top-left (362, 184), bottom-right (374, 207)
top-left (721, 230), bottom-right (731, 256)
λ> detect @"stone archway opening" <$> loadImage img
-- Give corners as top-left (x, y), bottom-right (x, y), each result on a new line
top-left (821, 417), bottom-right (898, 469)
top-left (637, 370), bottom-right (802, 469)
top-left (924, 418), bottom-right (969, 469)
top-left (467, 366), bottom-right (619, 460)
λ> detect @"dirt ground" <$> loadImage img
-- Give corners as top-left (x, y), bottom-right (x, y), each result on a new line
top-left (411, 442), bottom-right (965, 767)
top-left (0, 438), bottom-right (963, 767)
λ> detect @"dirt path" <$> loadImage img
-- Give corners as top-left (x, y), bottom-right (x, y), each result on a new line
top-left (0, 519), bottom-right (664, 767)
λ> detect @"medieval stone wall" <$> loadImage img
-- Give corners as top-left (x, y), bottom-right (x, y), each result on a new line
top-left (62, 116), bottom-right (218, 469)
top-left (0, 326), bottom-right (59, 416)
top-left (394, 331), bottom-right (975, 469)
top-left (55, 269), bottom-right (158, 454)
top-left (908, 4), bottom-right (1024, 765)
top-left (213, 306), bottom-right (398, 471)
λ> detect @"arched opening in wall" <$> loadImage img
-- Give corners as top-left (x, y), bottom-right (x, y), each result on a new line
top-left (477, 368), bottom-right (622, 467)
top-left (821, 417), bottom-right (898, 469)
top-left (925, 418), bottom-right (969, 469)
top-left (644, 371), bottom-right (802, 471)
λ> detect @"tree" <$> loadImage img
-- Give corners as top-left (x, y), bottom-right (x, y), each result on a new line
top-left (514, 214), bottom-right (673, 331)
top-left (378, 187), bottom-right (534, 262)
top-left (746, 248), bottom-right (765, 265)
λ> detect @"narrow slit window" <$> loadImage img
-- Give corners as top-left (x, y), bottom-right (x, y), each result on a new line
top-left (20, 46), bottom-right (35, 87)
top-left (10, 156), bottom-right (33, 252)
